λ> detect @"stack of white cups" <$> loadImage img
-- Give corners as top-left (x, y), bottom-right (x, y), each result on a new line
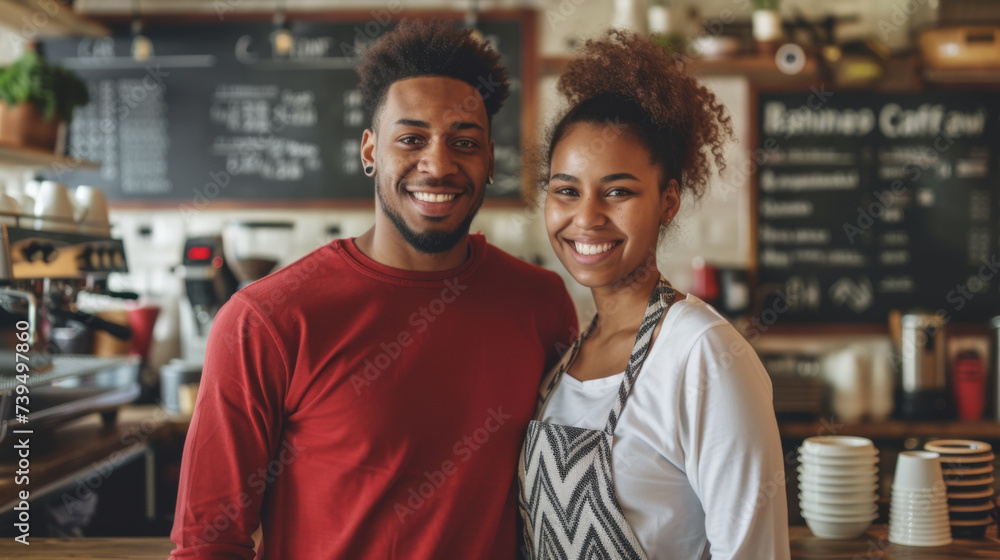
top-left (798, 436), bottom-right (880, 539)
top-left (889, 450), bottom-right (952, 547)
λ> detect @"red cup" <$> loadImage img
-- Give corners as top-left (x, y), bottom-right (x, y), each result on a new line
top-left (953, 350), bottom-right (985, 421)
top-left (127, 305), bottom-right (160, 362)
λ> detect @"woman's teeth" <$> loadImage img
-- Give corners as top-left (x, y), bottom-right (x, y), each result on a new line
top-left (573, 241), bottom-right (616, 256)
top-left (412, 192), bottom-right (457, 203)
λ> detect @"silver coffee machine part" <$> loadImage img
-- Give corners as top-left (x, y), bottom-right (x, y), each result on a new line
top-left (898, 312), bottom-right (949, 419)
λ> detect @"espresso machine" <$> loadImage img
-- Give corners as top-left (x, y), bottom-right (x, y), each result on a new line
top-left (0, 208), bottom-right (139, 443)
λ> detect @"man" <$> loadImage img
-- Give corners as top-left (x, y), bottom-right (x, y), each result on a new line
top-left (169, 19), bottom-right (578, 559)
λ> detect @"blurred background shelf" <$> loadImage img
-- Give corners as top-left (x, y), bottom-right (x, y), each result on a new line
top-left (0, 0), bottom-right (110, 37)
top-left (540, 52), bottom-right (820, 80)
top-left (0, 142), bottom-right (100, 169)
top-left (779, 420), bottom-right (1000, 440)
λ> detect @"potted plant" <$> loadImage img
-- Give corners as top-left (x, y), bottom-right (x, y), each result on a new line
top-left (752, 0), bottom-right (783, 49)
top-left (0, 51), bottom-right (90, 152)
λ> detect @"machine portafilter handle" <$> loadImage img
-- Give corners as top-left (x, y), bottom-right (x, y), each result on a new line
top-left (47, 307), bottom-right (133, 341)
top-left (0, 288), bottom-right (38, 346)
top-left (98, 288), bottom-right (139, 300)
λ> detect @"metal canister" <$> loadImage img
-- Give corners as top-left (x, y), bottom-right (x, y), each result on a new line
top-left (898, 312), bottom-right (949, 419)
top-left (901, 313), bottom-right (948, 391)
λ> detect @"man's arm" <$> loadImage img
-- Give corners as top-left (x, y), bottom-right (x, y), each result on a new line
top-left (169, 294), bottom-right (289, 559)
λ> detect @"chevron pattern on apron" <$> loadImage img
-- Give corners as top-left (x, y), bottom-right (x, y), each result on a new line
top-left (519, 278), bottom-right (675, 560)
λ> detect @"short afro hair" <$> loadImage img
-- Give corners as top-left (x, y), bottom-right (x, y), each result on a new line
top-left (357, 19), bottom-right (510, 130)
top-left (544, 29), bottom-right (733, 201)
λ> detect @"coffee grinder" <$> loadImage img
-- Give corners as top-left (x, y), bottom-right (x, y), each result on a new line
top-left (177, 222), bottom-right (293, 364)
top-left (177, 236), bottom-right (239, 364)
top-left (222, 221), bottom-right (294, 289)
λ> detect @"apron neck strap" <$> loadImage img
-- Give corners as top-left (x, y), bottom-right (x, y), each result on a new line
top-left (540, 314), bottom-right (598, 400)
top-left (604, 277), bottom-right (674, 435)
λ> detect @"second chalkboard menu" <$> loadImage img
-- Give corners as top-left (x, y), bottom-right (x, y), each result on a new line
top-left (39, 15), bottom-right (528, 204)
top-left (755, 91), bottom-right (999, 323)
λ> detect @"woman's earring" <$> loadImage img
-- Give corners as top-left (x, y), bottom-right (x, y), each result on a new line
top-left (364, 166), bottom-right (374, 176)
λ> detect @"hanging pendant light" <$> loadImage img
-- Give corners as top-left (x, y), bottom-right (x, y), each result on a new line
top-left (271, 0), bottom-right (295, 57)
top-left (130, 0), bottom-right (153, 62)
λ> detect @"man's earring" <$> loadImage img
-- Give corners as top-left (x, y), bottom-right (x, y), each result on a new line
top-left (488, 176), bottom-right (494, 184)
top-left (364, 166), bottom-right (374, 176)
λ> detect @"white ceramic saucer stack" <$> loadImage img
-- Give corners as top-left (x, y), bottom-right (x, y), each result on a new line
top-left (798, 436), bottom-right (880, 539)
top-left (889, 450), bottom-right (952, 547)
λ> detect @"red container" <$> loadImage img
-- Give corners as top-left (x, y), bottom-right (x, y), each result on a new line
top-left (953, 350), bottom-right (986, 421)
top-left (127, 305), bottom-right (160, 362)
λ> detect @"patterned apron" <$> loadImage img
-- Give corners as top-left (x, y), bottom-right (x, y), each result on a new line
top-left (518, 278), bottom-right (675, 560)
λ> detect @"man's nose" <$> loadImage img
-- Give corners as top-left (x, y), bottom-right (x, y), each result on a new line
top-left (417, 140), bottom-right (459, 178)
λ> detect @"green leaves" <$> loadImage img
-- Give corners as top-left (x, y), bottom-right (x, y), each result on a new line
top-left (752, 0), bottom-right (781, 11)
top-left (0, 52), bottom-right (90, 122)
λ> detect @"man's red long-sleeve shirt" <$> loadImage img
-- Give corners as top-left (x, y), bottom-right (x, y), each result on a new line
top-left (169, 234), bottom-right (578, 559)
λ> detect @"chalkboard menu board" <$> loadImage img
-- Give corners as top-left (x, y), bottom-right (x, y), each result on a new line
top-left (755, 92), bottom-right (999, 323)
top-left (39, 16), bottom-right (527, 203)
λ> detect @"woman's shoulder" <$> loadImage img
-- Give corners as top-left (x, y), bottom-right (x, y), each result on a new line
top-left (660, 295), bottom-right (737, 345)
top-left (648, 295), bottom-right (763, 375)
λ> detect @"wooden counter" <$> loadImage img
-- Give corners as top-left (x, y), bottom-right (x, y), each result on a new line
top-left (0, 537), bottom-right (174, 558)
top-left (0, 405), bottom-right (190, 513)
top-left (0, 526), bottom-right (996, 559)
top-left (779, 419), bottom-right (1000, 441)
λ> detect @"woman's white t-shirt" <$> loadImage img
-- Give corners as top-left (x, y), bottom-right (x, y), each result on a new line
top-left (537, 295), bottom-right (791, 560)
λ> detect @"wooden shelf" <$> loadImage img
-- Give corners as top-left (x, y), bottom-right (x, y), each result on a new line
top-left (0, 142), bottom-right (100, 170)
top-left (923, 67), bottom-right (1000, 84)
top-left (540, 52), bottom-right (818, 81)
top-left (779, 419), bottom-right (1000, 441)
top-left (0, 0), bottom-right (109, 37)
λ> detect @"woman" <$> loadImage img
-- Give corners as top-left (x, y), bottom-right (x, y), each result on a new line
top-left (518, 30), bottom-right (790, 560)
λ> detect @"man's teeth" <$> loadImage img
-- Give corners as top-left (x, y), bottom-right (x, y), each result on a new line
top-left (573, 242), bottom-right (616, 256)
top-left (412, 192), bottom-right (457, 203)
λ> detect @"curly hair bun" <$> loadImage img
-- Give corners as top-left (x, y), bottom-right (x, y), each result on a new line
top-left (554, 29), bottom-right (733, 199)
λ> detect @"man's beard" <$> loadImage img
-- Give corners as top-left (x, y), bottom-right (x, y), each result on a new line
top-left (376, 175), bottom-right (483, 255)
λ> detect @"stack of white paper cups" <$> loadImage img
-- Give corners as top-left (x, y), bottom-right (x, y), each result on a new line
top-left (889, 450), bottom-right (952, 547)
